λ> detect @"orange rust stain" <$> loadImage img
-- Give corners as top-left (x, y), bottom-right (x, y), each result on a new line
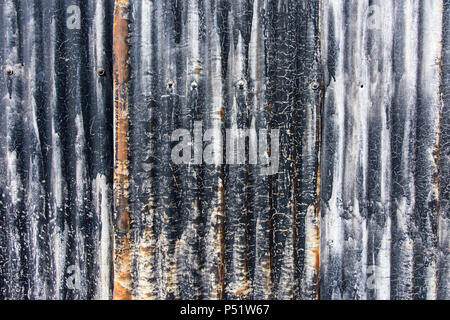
top-left (218, 107), bottom-right (225, 119)
top-left (118, 212), bottom-right (130, 232)
top-left (312, 227), bottom-right (320, 274)
top-left (113, 237), bottom-right (132, 300)
top-left (193, 59), bottom-right (202, 76)
top-left (114, 282), bottom-right (131, 300)
top-left (312, 89), bottom-right (323, 300)
top-left (113, 0), bottom-right (132, 300)
top-left (235, 285), bottom-right (250, 298)
top-left (432, 109), bottom-right (441, 216)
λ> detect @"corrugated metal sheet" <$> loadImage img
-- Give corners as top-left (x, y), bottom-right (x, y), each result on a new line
top-left (112, 0), bottom-right (321, 300)
top-left (0, 0), bottom-right (448, 300)
top-left (0, 0), bottom-right (114, 299)
top-left (320, 0), bottom-right (447, 300)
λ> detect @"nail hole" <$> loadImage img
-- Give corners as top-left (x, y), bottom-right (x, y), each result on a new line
top-left (191, 81), bottom-right (198, 90)
top-left (97, 68), bottom-right (105, 77)
top-left (360, 85), bottom-right (364, 88)
top-left (237, 80), bottom-right (245, 89)
top-left (311, 82), bottom-right (319, 90)
top-left (168, 80), bottom-right (174, 88)
top-left (6, 67), bottom-right (14, 76)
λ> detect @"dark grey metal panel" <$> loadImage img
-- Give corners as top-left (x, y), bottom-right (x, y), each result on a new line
top-left (112, 0), bottom-right (321, 300)
top-left (0, 0), bottom-right (114, 299)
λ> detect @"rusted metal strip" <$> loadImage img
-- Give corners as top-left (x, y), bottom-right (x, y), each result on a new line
top-left (113, 0), bottom-right (131, 300)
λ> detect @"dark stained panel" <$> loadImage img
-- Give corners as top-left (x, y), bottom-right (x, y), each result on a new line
top-left (0, 0), bottom-right (114, 299)
top-left (0, 0), bottom-right (447, 300)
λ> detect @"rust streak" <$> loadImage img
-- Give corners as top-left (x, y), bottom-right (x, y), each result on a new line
top-left (218, 107), bottom-right (225, 120)
top-left (113, 0), bottom-right (132, 300)
top-left (313, 87), bottom-right (323, 300)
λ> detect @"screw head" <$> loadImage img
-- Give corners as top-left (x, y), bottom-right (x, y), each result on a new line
top-left (311, 81), bottom-right (319, 90)
top-left (97, 68), bottom-right (105, 76)
top-left (191, 81), bottom-right (198, 90)
top-left (237, 80), bottom-right (245, 89)
top-left (167, 80), bottom-right (174, 88)
top-left (6, 67), bottom-right (13, 76)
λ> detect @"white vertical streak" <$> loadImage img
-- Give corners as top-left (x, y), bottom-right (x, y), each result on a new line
top-left (419, 0), bottom-right (443, 300)
top-left (322, 0), bottom-right (345, 300)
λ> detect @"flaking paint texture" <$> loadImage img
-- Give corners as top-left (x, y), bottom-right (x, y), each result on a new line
top-left (0, 0), bottom-right (114, 299)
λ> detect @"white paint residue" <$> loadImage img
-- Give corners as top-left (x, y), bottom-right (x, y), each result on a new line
top-left (141, 0), bottom-right (153, 93)
top-left (92, 174), bottom-right (112, 299)
top-left (7, 151), bottom-right (20, 205)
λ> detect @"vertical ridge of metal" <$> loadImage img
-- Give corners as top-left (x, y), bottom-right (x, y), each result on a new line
top-left (412, 0), bottom-right (443, 300)
top-left (113, 0), bottom-right (132, 300)
top-left (438, 0), bottom-right (449, 301)
top-left (0, 0), bottom-right (446, 301)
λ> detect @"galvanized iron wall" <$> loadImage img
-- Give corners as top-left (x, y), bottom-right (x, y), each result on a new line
top-left (0, 0), bottom-right (448, 300)
top-left (320, 0), bottom-right (447, 300)
top-left (112, 0), bottom-right (321, 300)
top-left (0, 0), bottom-right (114, 299)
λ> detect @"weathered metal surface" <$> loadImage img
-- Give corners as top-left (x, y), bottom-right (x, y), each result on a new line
top-left (440, 0), bottom-right (450, 301)
top-left (112, 0), bottom-right (321, 300)
top-left (320, 0), bottom-right (448, 299)
top-left (0, 0), bottom-right (114, 299)
top-left (0, 0), bottom-right (448, 300)
top-left (112, 0), bottom-right (132, 301)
